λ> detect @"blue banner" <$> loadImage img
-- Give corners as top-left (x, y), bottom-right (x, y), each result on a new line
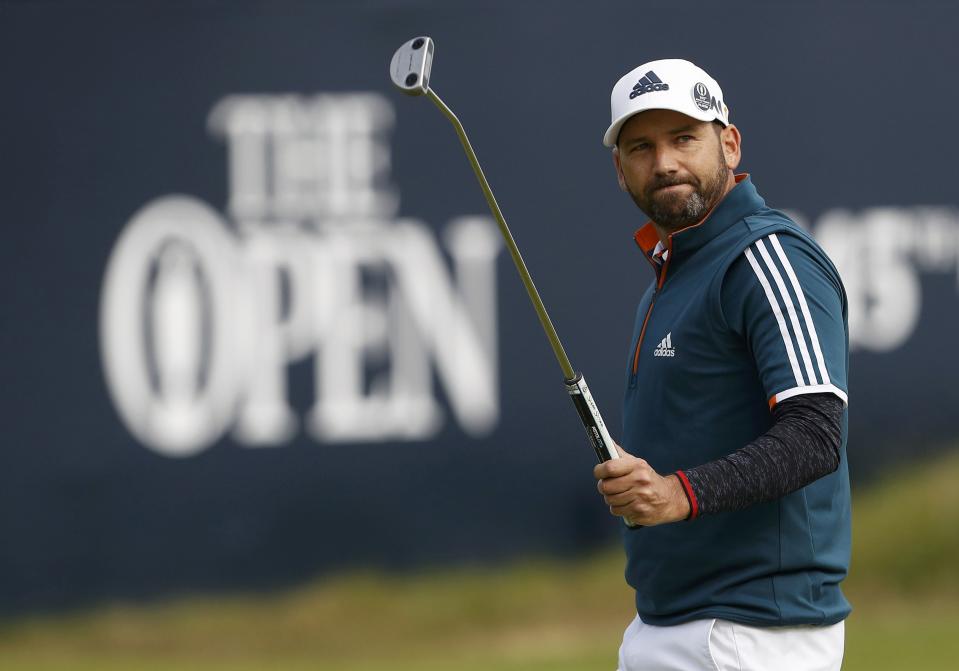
top-left (2, 1), bottom-right (956, 611)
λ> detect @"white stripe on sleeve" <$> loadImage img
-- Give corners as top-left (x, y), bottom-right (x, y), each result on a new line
top-left (744, 246), bottom-right (805, 386)
top-left (769, 234), bottom-right (831, 385)
top-left (755, 238), bottom-right (819, 385)
top-left (772, 383), bottom-right (848, 407)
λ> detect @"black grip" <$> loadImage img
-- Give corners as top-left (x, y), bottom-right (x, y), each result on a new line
top-left (564, 372), bottom-right (616, 462)
top-left (568, 390), bottom-right (614, 461)
top-left (565, 373), bottom-right (639, 529)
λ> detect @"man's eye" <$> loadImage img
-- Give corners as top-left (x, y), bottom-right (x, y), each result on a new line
top-left (677, 135), bottom-right (694, 144)
top-left (631, 143), bottom-right (650, 152)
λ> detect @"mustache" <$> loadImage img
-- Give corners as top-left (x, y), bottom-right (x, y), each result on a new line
top-left (647, 176), bottom-right (699, 193)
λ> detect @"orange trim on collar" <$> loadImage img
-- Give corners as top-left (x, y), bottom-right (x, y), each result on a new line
top-left (633, 224), bottom-right (660, 256)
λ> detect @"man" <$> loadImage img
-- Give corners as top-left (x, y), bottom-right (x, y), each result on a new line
top-left (594, 59), bottom-right (851, 670)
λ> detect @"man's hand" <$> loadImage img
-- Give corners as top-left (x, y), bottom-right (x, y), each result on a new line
top-left (594, 445), bottom-right (691, 526)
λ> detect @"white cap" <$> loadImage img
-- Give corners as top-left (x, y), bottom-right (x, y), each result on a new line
top-left (603, 58), bottom-right (729, 147)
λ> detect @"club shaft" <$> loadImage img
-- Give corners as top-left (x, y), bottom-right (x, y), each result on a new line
top-left (426, 88), bottom-right (575, 381)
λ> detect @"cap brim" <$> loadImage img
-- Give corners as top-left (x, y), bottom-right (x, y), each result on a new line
top-left (602, 106), bottom-right (726, 148)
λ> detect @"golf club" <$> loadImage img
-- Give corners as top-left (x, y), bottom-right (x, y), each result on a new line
top-left (389, 36), bottom-right (621, 466)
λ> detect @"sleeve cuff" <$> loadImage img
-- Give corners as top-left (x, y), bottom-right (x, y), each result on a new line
top-left (768, 383), bottom-right (848, 410)
top-left (674, 470), bottom-right (699, 520)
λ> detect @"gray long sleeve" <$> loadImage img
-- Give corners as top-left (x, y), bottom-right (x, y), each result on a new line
top-left (677, 393), bottom-right (844, 518)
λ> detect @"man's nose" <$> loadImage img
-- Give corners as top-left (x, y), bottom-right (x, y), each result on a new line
top-left (652, 145), bottom-right (680, 175)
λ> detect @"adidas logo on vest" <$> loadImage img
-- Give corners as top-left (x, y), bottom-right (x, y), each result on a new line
top-left (654, 332), bottom-right (675, 357)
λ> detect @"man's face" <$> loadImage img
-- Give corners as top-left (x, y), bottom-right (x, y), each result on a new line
top-left (613, 109), bottom-right (740, 234)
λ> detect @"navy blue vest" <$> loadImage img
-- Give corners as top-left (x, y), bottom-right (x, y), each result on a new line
top-left (621, 175), bottom-right (851, 626)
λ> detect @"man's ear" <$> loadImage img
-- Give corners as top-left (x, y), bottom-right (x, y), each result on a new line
top-left (612, 146), bottom-right (628, 192)
top-left (721, 124), bottom-right (742, 171)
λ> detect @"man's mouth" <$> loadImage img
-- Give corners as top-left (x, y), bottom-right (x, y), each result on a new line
top-left (652, 183), bottom-right (692, 195)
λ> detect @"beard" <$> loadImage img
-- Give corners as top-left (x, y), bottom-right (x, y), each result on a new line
top-left (626, 148), bottom-right (730, 233)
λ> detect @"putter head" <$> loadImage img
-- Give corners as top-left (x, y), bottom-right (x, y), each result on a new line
top-left (390, 36), bottom-right (434, 96)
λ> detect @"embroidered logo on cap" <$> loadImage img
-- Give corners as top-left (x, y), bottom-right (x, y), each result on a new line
top-left (692, 82), bottom-right (711, 111)
top-left (692, 82), bottom-right (727, 120)
top-left (630, 71), bottom-right (669, 99)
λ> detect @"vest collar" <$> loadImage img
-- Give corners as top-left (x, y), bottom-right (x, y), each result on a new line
top-left (633, 174), bottom-right (764, 268)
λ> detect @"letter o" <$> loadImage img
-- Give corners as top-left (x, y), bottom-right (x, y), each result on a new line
top-left (100, 196), bottom-right (241, 457)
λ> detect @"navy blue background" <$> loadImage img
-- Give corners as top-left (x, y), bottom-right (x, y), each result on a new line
top-left (2, 0), bottom-right (956, 612)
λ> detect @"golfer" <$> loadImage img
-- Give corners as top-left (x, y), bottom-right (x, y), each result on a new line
top-left (594, 59), bottom-right (851, 670)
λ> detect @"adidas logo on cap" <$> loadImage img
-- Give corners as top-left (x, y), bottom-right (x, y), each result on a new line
top-left (653, 332), bottom-right (675, 357)
top-left (630, 71), bottom-right (669, 99)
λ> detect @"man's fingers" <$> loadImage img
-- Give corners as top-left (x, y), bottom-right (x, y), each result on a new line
top-left (594, 461), bottom-right (625, 480)
top-left (604, 490), bottom-right (636, 507)
top-left (604, 478), bottom-right (662, 506)
top-left (599, 476), bottom-right (634, 496)
top-left (597, 466), bottom-right (654, 495)
top-left (594, 449), bottom-right (659, 525)
top-left (593, 455), bottom-right (648, 480)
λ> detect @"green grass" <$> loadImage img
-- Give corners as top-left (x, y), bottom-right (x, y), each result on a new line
top-left (2, 450), bottom-right (959, 670)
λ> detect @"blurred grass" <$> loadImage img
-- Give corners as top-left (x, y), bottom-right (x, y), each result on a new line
top-left (1, 450), bottom-right (958, 670)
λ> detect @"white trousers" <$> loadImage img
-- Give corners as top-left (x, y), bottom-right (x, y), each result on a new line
top-left (617, 614), bottom-right (845, 671)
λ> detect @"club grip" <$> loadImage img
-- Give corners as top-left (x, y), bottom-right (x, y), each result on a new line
top-left (565, 372), bottom-right (619, 462)
top-left (565, 372), bottom-right (639, 529)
